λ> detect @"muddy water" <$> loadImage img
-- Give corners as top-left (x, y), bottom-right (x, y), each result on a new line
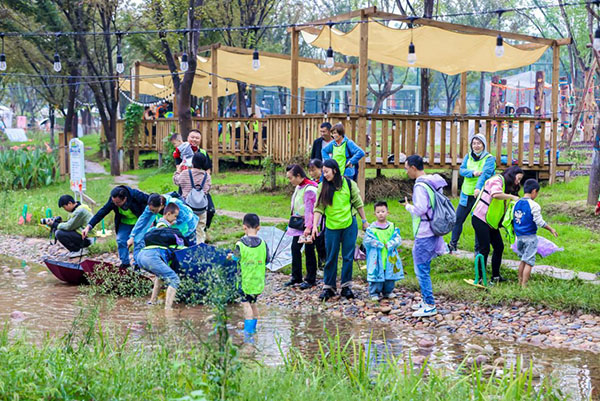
top-left (1, 267), bottom-right (599, 400)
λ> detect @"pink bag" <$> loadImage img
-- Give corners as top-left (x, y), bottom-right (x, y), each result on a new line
top-left (354, 244), bottom-right (366, 261)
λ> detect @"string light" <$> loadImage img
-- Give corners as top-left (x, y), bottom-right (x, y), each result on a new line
top-left (495, 11), bottom-right (505, 57)
top-left (179, 33), bottom-right (189, 73)
top-left (252, 27), bottom-right (260, 71)
top-left (53, 34), bottom-right (61, 72)
top-left (115, 32), bottom-right (124, 74)
top-left (324, 21), bottom-right (334, 69)
top-left (407, 18), bottom-right (416, 65)
top-left (0, 34), bottom-right (6, 71)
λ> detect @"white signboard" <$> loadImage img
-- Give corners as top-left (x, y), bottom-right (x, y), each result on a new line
top-left (69, 138), bottom-right (86, 193)
top-left (4, 128), bottom-right (28, 142)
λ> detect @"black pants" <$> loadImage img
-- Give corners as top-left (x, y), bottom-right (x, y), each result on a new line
top-left (471, 216), bottom-right (503, 278)
top-left (450, 195), bottom-right (478, 250)
top-left (315, 232), bottom-right (327, 267)
top-left (55, 230), bottom-right (91, 252)
top-left (291, 236), bottom-right (317, 284)
top-left (206, 194), bottom-right (215, 229)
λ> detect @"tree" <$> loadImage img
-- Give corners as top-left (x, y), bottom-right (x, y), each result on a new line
top-left (368, 64), bottom-right (407, 114)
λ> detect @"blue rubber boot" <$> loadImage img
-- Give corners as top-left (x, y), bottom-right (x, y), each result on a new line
top-left (243, 319), bottom-right (257, 343)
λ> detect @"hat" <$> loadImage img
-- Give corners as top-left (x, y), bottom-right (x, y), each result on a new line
top-left (470, 133), bottom-right (487, 151)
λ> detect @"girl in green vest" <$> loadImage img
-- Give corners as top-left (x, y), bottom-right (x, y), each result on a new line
top-left (471, 166), bottom-right (523, 283)
top-left (449, 134), bottom-right (496, 252)
top-left (284, 165), bottom-right (319, 289)
top-left (311, 159), bottom-right (369, 301)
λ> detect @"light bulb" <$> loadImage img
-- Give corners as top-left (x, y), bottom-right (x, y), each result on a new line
top-left (346, 113), bottom-right (350, 121)
top-left (225, 86), bottom-right (229, 94)
top-left (180, 53), bottom-right (189, 72)
top-left (495, 35), bottom-right (504, 57)
top-left (252, 49), bottom-right (260, 71)
top-left (325, 47), bottom-right (334, 69)
top-left (302, 110), bottom-right (306, 116)
top-left (208, 81), bottom-right (212, 88)
top-left (324, 113), bottom-right (328, 119)
top-left (116, 54), bottom-right (124, 74)
top-left (407, 42), bottom-right (416, 65)
top-left (53, 53), bottom-right (61, 72)
top-left (0, 53), bottom-right (6, 71)
top-left (594, 28), bottom-right (600, 51)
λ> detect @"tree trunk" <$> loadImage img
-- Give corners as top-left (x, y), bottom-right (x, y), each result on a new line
top-left (49, 105), bottom-right (55, 147)
top-left (109, 139), bottom-right (120, 177)
top-left (588, 150), bottom-right (600, 206)
top-left (420, 69), bottom-right (430, 114)
top-left (237, 82), bottom-right (248, 117)
top-left (178, 91), bottom-right (192, 140)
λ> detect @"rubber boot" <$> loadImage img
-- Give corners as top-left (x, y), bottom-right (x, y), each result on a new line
top-left (243, 319), bottom-right (257, 343)
top-left (165, 286), bottom-right (177, 310)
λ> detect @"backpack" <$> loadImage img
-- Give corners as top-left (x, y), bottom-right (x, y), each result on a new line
top-left (185, 169), bottom-right (208, 212)
top-left (416, 182), bottom-right (456, 237)
top-left (501, 200), bottom-right (516, 244)
top-left (144, 226), bottom-right (187, 248)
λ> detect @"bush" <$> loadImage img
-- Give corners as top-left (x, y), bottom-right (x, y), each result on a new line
top-left (0, 147), bottom-right (57, 189)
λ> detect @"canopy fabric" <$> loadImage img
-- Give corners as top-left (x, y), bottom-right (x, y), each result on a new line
top-left (301, 20), bottom-right (549, 75)
top-left (197, 48), bottom-right (348, 89)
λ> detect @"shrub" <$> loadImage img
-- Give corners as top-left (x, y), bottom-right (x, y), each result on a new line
top-left (0, 147), bottom-right (57, 189)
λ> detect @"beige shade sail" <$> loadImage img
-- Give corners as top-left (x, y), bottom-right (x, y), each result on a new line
top-left (301, 20), bottom-right (549, 75)
top-left (197, 47), bottom-right (348, 89)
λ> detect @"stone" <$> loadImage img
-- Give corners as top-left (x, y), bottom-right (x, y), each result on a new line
top-left (10, 311), bottom-right (26, 320)
top-left (538, 326), bottom-right (551, 334)
top-left (418, 339), bottom-right (435, 348)
top-left (475, 355), bottom-right (489, 365)
top-left (380, 306), bottom-right (392, 314)
top-left (493, 357), bottom-right (505, 366)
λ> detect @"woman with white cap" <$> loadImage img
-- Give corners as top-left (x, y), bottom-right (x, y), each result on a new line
top-left (448, 134), bottom-right (496, 253)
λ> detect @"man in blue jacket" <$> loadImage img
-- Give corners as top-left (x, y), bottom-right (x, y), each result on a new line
top-left (321, 122), bottom-right (365, 181)
top-left (82, 186), bottom-right (149, 268)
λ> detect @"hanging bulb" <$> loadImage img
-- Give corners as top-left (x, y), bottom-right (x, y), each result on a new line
top-left (252, 48), bottom-right (260, 71)
top-left (407, 42), bottom-right (416, 65)
top-left (180, 52), bottom-right (189, 72)
top-left (495, 35), bottom-right (504, 57)
top-left (116, 54), bottom-right (124, 74)
top-left (346, 113), bottom-right (350, 121)
top-left (53, 52), bottom-right (62, 72)
top-left (594, 27), bottom-right (600, 51)
top-left (325, 47), bottom-right (334, 69)
top-left (0, 53), bottom-right (5, 72)
top-left (324, 112), bottom-right (328, 120)
top-left (225, 85), bottom-right (229, 94)
top-left (302, 109), bottom-right (306, 116)
top-left (208, 80), bottom-right (212, 88)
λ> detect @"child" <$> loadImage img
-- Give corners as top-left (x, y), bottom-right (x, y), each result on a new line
top-left (308, 159), bottom-right (323, 184)
top-left (136, 203), bottom-right (188, 309)
top-left (307, 159), bottom-right (327, 268)
top-left (229, 214), bottom-right (270, 342)
top-left (170, 133), bottom-right (195, 167)
top-left (363, 201), bottom-right (404, 301)
top-left (513, 179), bottom-right (558, 288)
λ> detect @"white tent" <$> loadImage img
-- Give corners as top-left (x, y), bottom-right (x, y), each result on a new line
top-left (483, 70), bottom-right (552, 116)
top-left (0, 105), bottom-right (13, 129)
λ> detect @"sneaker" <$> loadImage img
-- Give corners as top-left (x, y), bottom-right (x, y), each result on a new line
top-left (340, 287), bottom-right (355, 299)
top-left (284, 279), bottom-right (302, 287)
top-left (491, 276), bottom-right (507, 283)
top-left (119, 264), bottom-right (131, 270)
top-left (411, 301), bottom-right (424, 310)
top-left (67, 248), bottom-right (88, 258)
top-left (318, 288), bottom-right (336, 301)
top-left (383, 292), bottom-right (397, 299)
top-left (370, 295), bottom-right (381, 302)
top-left (448, 242), bottom-right (457, 253)
top-left (299, 282), bottom-right (315, 290)
top-left (412, 304), bottom-right (438, 317)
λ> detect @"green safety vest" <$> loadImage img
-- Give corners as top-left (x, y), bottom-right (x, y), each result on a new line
top-left (198, 148), bottom-right (207, 157)
top-left (474, 174), bottom-right (507, 230)
top-left (293, 185), bottom-right (317, 217)
top-left (332, 141), bottom-right (348, 176)
top-left (462, 153), bottom-right (493, 196)
top-left (372, 223), bottom-right (395, 269)
top-left (253, 121), bottom-right (259, 132)
top-left (323, 179), bottom-right (353, 230)
top-left (237, 240), bottom-right (267, 295)
top-left (118, 207), bottom-right (138, 225)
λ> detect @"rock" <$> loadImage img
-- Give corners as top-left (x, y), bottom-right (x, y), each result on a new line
top-left (37, 271), bottom-right (48, 277)
top-left (11, 269), bottom-right (25, 276)
top-left (538, 326), bottom-right (551, 334)
top-left (465, 344), bottom-right (485, 353)
top-left (10, 311), bottom-right (26, 320)
top-left (380, 306), bottom-right (392, 314)
top-left (418, 339), bottom-right (435, 348)
top-left (412, 355), bottom-right (427, 365)
top-left (475, 355), bottom-right (489, 365)
top-left (493, 357), bottom-right (505, 366)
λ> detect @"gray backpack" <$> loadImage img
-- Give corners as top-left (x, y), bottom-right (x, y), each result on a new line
top-left (185, 169), bottom-right (208, 212)
top-left (416, 182), bottom-right (456, 237)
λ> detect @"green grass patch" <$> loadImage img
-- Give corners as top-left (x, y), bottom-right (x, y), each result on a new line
top-left (80, 133), bottom-right (102, 162)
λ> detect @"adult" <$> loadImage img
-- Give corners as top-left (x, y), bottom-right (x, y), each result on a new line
top-left (82, 186), bottom-right (149, 268)
top-left (448, 134), bottom-right (496, 253)
top-left (54, 195), bottom-right (93, 258)
top-left (284, 164), bottom-right (318, 289)
top-left (471, 165), bottom-right (524, 283)
top-left (307, 159), bottom-right (327, 268)
top-left (127, 192), bottom-right (198, 264)
top-left (321, 123), bottom-right (365, 181)
top-left (311, 159), bottom-right (369, 301)
top-left (404, 155), bottom-right (448, 317)
top-left (173, 152), bottom-right (212, 243)
top-left (311, 122), bottom-right (333, 161)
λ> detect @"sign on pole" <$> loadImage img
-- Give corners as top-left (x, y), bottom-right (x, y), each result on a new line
top-left (69, 138), bottom-right (86, 198)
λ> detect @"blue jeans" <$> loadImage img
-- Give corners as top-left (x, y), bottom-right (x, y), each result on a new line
top-left (137, 248), bottom-right (180, 289)
top-left (323, 217), bottom-right (357, 289)
top-left (368, 280), bottom-right (396, 297)
top-left (116, 224), bottom-right (134, 266)
top-left (414, 261), bottom-right (435, 305)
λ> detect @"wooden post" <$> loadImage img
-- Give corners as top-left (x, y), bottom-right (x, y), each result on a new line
top-left (351, 67), bottom-right (357, 113)
top-left (534, 71), bottom-right (545, 119)
top-left (460, 72), bottom-right (468, 115)
top-left (550, 45), bottom-right (560, 184)
top-left (291, 30), bottom-right (299, 115)
top-left (211, 45), bottom-right (220, 174)
top-left (300, 87), bottom-right (305, 113)
top-left (133, 61), bottom-right (140, 100)
top-left (489, 75), bottom-right (501, 116)
top-left (251, 84), bottom-right (256, 115)
top-left (58, 132), bottom-right (66, 177)
top-left (357, 11), bottom-right (369, 196)
top-left (559, 76), bottom-right (569, 139)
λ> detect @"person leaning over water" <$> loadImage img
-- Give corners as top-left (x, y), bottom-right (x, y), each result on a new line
top-left (311, 159), bottom-right (369, 301)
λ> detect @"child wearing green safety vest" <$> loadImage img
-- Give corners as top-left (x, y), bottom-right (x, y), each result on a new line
top-left (136, 203), bottom-right (188, 310)
top-left (363, 201), bottom-right (404, 301)
top-left (228, 213), bottom-right (270, 342)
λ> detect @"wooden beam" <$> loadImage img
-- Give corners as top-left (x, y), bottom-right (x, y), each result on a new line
top-left (549, 45), bottom-right (560, 185)
top-left (357, 10), bottom-right (369, 196)
top-left (133, 61), bottom-right (140, 100)
top-left (251, 84), bottom-right (256, 115)
top-left (290, 7), bottom-right (377, 32)
top-left (460, 72), bottom-right (467, 115)
top-left (197, 43), bottom-right (221, 54)
top-left (291, 29), bottom-right (299, 115)
top-left (372, 11), bottom-right (563, 46)
top-left (351, 66), bottom-right (357, 113)
top-left (300, 87), bottom-right (305, 113)
top-left (211, 44), bottom-right (219, 174)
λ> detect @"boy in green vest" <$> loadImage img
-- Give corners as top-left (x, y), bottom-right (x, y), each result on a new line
top-left (228, 213), bottom-right (270, 341)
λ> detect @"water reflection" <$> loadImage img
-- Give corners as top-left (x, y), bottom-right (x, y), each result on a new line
top-left (0, 268), bottom-right (598, 400)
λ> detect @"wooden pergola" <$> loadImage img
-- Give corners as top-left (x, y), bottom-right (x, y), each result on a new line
top-left (289, 7), bottom-right (571, 188)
